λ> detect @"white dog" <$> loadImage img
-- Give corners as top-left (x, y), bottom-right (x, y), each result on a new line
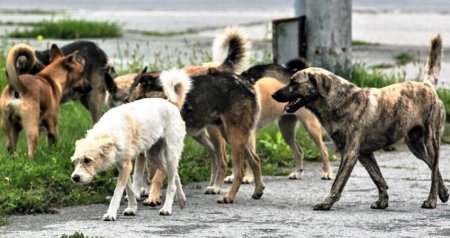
top-left (71, 69), bottom-right (191, 221)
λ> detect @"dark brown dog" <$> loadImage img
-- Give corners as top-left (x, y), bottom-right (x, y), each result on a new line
top-left (5, 41), bottom-right (113, 123)
top-left (129, 68), bottom-right (264, 204)
top-left (1, 44), bottom-right (85, 157)
top-left (272, 34), bottom-right (448, 210)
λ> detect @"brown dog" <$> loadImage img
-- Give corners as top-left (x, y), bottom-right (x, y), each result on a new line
top-left (5, 41), bottom-right (112, 123)
top-left (1, 44), bottom-right (85, 157)
top-left (272, 34), bottom-right (448, 210)
top-left (106, 27), bottom-right (252, 206)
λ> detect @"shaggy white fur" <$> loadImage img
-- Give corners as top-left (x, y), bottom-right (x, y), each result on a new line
top-left (71, 98), bottom-right (187, 221)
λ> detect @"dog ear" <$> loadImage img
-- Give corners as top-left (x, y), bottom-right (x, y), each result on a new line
top-left (308, 70), bottom-right (332, 97)
top-left (65, 51), bottom-right (85, 70)
top-left (49, 44), bottom-right (63, 63)
top-left (141, 66), bottom-right (148, 74)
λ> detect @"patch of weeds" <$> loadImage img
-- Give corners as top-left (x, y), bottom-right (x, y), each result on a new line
top-left (352, 40), bottom-right (380, 46)
top-left (0, 9), bottom-right (65, 15)
top-left (437, 89), bottom-right (450, 121)
top-left (60, 232), bottom-right (103, 238)
top-left (370, 63), bottom-right (394, 69)
top-left (351, 63), bottom-right (403, 87)
top-left (8, 19), bottom-right (122, 39)
top-left (394, 52), bottom-right (415, 66)
top-left (128, 29), bottom-right (198, 37)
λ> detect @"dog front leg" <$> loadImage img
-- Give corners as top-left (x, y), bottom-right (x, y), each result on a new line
top-left (103, 160), bottom-right (132, 221)
top-left (314, 137), bottom-right (360, 210)
top-left (132, 153), bottom-right (146, 200)
top-left (123, 177), bottom-right (138, 216)
top-left (359, 153), bottom-right (389, 209)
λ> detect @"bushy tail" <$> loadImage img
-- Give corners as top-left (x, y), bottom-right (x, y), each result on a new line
top-left (212, 26), bottom-right (251, 74)
top-left (425, 34), bottom-right (442, 87)
top-left (5, 43), bottom-right (36, 91)
top-left (160, 69), bottom-right (192, 110)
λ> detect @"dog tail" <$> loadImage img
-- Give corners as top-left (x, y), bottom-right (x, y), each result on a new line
top-left (425, 34), bottom-right (442, 87)
top-left (160, 69), bottom-right (192, 110)
top-left (5, 43), bottom-right (36, 91)
top-left (212, 26), bottom-right (251, 74)
top-left (285, 58), bottom-right (311, 73)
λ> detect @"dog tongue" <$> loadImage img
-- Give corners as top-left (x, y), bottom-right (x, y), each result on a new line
top-left (284, 103), bottom-right (291, 112)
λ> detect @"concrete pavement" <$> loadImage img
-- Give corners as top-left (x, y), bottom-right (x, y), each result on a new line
top-left (2, 145), bottom-right (450, 237)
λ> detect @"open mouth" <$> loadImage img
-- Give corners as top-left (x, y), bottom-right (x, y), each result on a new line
top-left (284, 96), bottom-right (305, 113)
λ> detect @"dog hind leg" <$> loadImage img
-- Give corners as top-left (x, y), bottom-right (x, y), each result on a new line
top-left (358, 152), bottom-right (389, 209)
top-left (159, 143), bottom-right (184, 215)
top-left (123, 177), bottom-right (138, 216)
top-left (298, 110), bottom-right (332, 180)
top-left (278, 115), bottom-right (304, 180)
top-left (143, 141), bottom-right (165, 207)
top-left (244, 131), bottom-right (265, 199)
top-left (405, 124), bottom-right (448, 208)
top-left (132, 153), bottom-right (146, 200)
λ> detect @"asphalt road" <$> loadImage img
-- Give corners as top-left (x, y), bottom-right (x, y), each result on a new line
top-left (2, 145), bottom-right (450, 237)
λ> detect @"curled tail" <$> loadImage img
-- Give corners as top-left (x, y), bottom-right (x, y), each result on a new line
top-left (425, 34), bottom-right (442, 87)
top-left (5, 43), bottom-right (36, 91)
top-left (159, 69), bottom-right (192, 110)
top-left (212, 26), bottom-right (251, 74)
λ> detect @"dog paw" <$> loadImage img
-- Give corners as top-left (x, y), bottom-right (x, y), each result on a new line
top-left (159, 208), bottom-right (172, 216)
top-left (143, 197), bottom-right (162, 207)
top-left (370, 200), bottom-right (388, 209)
top-left (217, 195), bottom-right (234, 204)
top-left (321, 171), bottom-right (333, 180)
top-left (439, 188), bottom-right (449, 203)
top-left (421, 200), bottom-right (437, 209)
top-left (251, 192), bottom-right (263, 200)
top-left (178, 197), bottom-right (187, 209)
top-left (102, 213), bottom-right (116, 221)
top-left (313, 202), bottom-right (332, 211)
top-left (123, 208), bottom-right (137, 216)
top-left (242, 176), bottom-right (254, 184)
top-left (288, 171), bottom-right (303, 180)
top-left (204, 186), bottom-right (221, 195)
top-left (224, 175), bottom-right (233, 184)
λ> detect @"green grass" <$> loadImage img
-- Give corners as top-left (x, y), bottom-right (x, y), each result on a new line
top-left (8, 19), bottom-right (122, 39)
top-left (351, 63), bottom-right (401, 88)
top-left (352, 40), bottom-right (380, 46)
top-left (394, 52), bottom-right (415, 66)
top-left (128, 29), bottom-right (198, 37)
top-left (0, 9), bottom-right (65, 15)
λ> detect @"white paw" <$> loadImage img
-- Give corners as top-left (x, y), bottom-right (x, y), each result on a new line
top-left (178, 196), bottom-right (187, 209)
top-left (224, 175), bottom-right (233, 184)
top-left (288, 171), bottom-right (303, 180)
top-left (321, 170), bottom-right (333, 180)
top-left (123, 207), bottom-right (137, 216)
top-left (159, 207), bottom-right (172, 216)
top-left (102, 213), bottom-right (116, 221)
top-left (242, 176), bottom-right (254, 184)
top-left (204, 186), bottom-right (221, 194)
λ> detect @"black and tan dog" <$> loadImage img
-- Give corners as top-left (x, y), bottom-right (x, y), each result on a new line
top-left (272, 34), bottom-right (448, 210)
top-left (1, 44), bottom-right (85, 157)
top-left (6, 41), bottom-right (113, 122)
top-left (105, 27), bottom-right (252, 204)
top-left (128, 68), bottom-right (264, 204)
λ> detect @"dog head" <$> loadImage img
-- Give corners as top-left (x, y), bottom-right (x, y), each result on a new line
top-left (127, 67), bottom-right (165, 102)
top-left (105, 73), bottom-right (137, 108)
top-left (272, 67), bottom-right (333, 113)
top-left (44, 44), bottom-right (86, 90)
top-left (127, 68), bottom-right (192, 110)
top-left (70, 135), bottom-right (116, 184)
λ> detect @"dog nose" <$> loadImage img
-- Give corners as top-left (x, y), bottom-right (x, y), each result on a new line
top-left (72, 174), bottom-right (81, 182)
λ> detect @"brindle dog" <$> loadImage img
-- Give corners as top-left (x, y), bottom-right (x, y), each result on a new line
top-left (128, 69), bottom-right (264, 204)
top-left (272, 34), bottom-right (448, 210)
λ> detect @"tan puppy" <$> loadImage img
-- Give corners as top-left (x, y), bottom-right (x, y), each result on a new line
top-left (1, 44), bottom-right (85, 157)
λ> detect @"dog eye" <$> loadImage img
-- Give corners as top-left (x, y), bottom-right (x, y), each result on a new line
top-left (83, 157), bottom-right (92, 164)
